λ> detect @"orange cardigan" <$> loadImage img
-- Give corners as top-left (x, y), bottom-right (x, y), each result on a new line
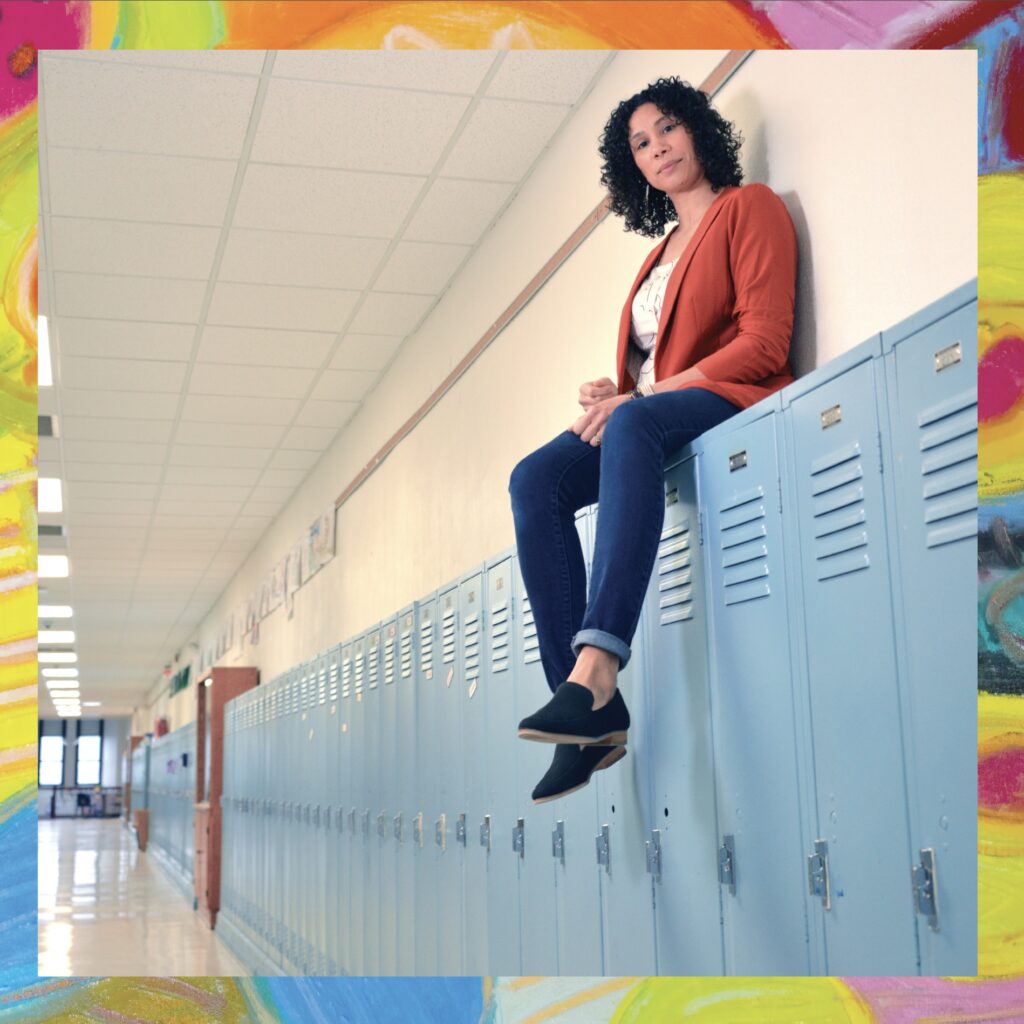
top-left (616, 183), bottom-right (797, 410)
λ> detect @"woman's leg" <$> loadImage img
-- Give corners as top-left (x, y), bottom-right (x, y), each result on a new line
top-left (570, 389), bottom-right (741, 703)
top-left (508, 430), bottom-right (601, 694)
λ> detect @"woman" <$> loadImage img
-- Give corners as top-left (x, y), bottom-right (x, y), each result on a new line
top-left (509, 77), bottom-right (798, 803)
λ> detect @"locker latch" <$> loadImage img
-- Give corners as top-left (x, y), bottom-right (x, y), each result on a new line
top-left (336, 806), bottom-right (344, 832)
top-left (435, 814), bottom-right (446, 850)
top-left (413, 812), bottom-right (423, 848)
top-left (456, 812), bottom-right (467, 847)
top-left (807, 839), bottom-right (831, 910)
top-left (552, 820), bottom-right (565, 866)
top-left (323, 806), bottom-right (331, 830)
top-left (596, 824), bottom-right (611, 873)
top-left (312, 804), bottom-right (320, 828)
top-left (347, 808), bottom-right (356, 834)
top-left (361, 809), bottom-right (370, 836)
top-left (377, 810), bottom-right (387, 838)
top-left (912, 847), bottom-right (940, 931)
top-left (645, 829), bottom-right (662, 883)
top-left (512, 817), bottom-right (525, 859)
top-left (303, 803), bottom-right (311, 826)
top-left (480, 815), bottom-right (491, 852)
top-left (393, 813), bottom-right (403, 843)
top-left (718, 834), bottom-right (736, 893)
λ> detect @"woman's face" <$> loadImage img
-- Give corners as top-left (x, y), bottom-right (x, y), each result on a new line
top-left (627, 101), bottom-right (706, 195)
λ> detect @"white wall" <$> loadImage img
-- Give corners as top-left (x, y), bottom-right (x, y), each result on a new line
top-left (138, 49), bottom-right (976, 730)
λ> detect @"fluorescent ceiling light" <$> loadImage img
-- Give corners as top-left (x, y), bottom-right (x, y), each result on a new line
top-left (38, 478), bottom-right (63, 514)
top-left (39, 629), bottom-right (75, 644)
top-left (57, 710), bottom-right (81, 717)
top-left (45, 679), bottom-right (78, 689)
top-left (42, 668), bottom-right (78, 678)
top-left (38, 651), bottom-right (77, 663)
top-left (38, 315), bottom-right (52, 387)
top-left (39, 605), bottom-right (73, 619)
top-left (49, 689), bottom-right (80, 698)
top-left (82, 702), bottom-right (101, 707)
top-left (38, 555), bottom-right (69, 578)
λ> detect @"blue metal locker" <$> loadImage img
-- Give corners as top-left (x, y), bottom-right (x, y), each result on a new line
top-left (483, 552), bottom-right (522, 976)
top-left (700, 399), bottom-right (814, 974)
top-left (338, 641), bottom-right (355, 974)
top-left (349, 635), bottom-right (368, 975)
top-left (290, 666), bottom-right (306, 972)
top-left (459, 568), bottom-right (489, 974)
top-left (299, 661), bottom-right (316, 972)
top-left (364, 626), bottom-right (383, 974)
top-left (379, 615), bottom-right (400, 975)
top-left (326, 646), bottom-right (342, 975)
top-left (314, 651), bottom-right (330, 973)
top-left (880, 281), bottom-right (978, 974)
top-left (782, 337), bottom-right (918, 975)
top-left (512, 557), bottom-right (559, 975)
top-left (394, 603), bottom-right (418, 974)
top-left (271, 681), bottom-right (286, 968)
top-left (436, 581), bottom-right (465, 974)
top-left (414, 595), bottom-right (440, 974)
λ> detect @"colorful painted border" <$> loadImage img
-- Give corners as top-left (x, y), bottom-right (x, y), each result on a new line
top-left (1, 1), bottom-right (1021, 1019)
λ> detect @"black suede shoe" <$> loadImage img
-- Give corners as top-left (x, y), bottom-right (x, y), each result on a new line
top-left (518, 681), bottom-right (630, 745)
top-left (532, 743), bottom-right (627, 804)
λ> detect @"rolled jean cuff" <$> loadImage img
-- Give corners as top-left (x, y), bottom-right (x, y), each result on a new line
top-left (571, 629), bottom-right (631, 670)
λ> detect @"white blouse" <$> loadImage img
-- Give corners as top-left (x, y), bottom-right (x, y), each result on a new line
top-left (630, 259), bottom-right (676, 390)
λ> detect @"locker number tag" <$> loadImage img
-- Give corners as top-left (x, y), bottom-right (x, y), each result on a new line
top-left (729, 450), bottom-right (748, 472)
top-left (820, 404), bottom-right (842, 429)
top-left (934, 341), bottom-right (962, 373)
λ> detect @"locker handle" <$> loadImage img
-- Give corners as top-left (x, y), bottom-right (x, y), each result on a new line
top-left (645, 829), bottom-right (662, 883)
top-left (393, 813), bottom-right (403, 843)
top-left (552, 820), bottom-right (565, 866)
top-left (912, 848), bottom-right (940, 932)
top-left (480, 814), bottom-right (491, 852)
top-left (512, 818), bottom-right (525, 859)
top-left (435, 814), bottom-right (446, 851)
top-left (807, 839), bottom-right (831, 910)
top-left (596, 824), bottom-right (611, 872)
top-left (377, 810), bottom-right (387, 838)
top-left (413, 812), bottom-right (423, 848)
top-left (718, 835), bottom-right (736, 893)
top-left (456, 812), bottom-right (467, 847)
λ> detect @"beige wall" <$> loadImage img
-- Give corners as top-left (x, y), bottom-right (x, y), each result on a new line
top-left (136, 49), bottom-right (976, 732)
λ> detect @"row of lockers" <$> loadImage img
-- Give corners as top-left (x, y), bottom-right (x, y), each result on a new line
top-left (140, 724), bottom-right (197, 882)
top-left (144, 282), bottom-right (976, 977)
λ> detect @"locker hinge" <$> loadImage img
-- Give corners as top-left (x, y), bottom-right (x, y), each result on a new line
top-left (393, 812), bottom-right (403, 843)
top-left (480, 814), bottom-right (491, 852)
top-left (776, 477), bottom-right (783, 515)
top-left (552, 820), bottom-right (565, 866)
top-left (912, 848), bottom-right (940, 932)
top-left (807, 838), bottom-right (831, 910)
top-left (645, 829), bottom-right (662, 883)
top-left (596, 823), bottom-right (611, 873)
top-left (876, 430), bottom-right (884, 474)
top-left (698, 508), bottom-right (705, 547)
top-left (512, 817), bottom-right (525, 859)
top-left (413, 812), bottom-right (423, 848)
top-left (435, 814), bottom-right (446, 851)
top-left (718, 834), bottom-right (736, 893)
top-left (377, 810), bottom-right (387, 839)
top-left (456, 812), bottom-right (467, 847)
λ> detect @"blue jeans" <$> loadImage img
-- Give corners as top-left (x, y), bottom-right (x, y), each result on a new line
top-left (509, 390), bottom-right (740, 693)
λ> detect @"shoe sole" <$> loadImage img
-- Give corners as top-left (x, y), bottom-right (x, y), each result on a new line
top-left (532, 746), bottom-right (627, 804)
top-left (518, 728), bottom-right (628, 746)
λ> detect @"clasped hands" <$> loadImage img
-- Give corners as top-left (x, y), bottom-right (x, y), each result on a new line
top-left (571, 376), bottom-right (630, 446)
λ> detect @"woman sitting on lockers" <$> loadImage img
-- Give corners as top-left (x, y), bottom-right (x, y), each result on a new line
top-left (509, 77), bottom-right (797, 802)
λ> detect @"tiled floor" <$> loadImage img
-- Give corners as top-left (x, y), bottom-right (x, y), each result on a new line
top-left (38, 816), bottom-right (247, 977)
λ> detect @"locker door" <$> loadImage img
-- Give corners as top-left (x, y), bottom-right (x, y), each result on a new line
top-left (349, 639), bottom-right (367, 975)
top-left (271, 683), bottom-right (285, 968)
top-left (882, 292), bottom-right (978, 974)
top-left (701, 407), bottom-right (813, 974)
top-left (300, 663), bottom-right (315, 972)
top-left (460, 570), bottom-right (489, 974)
top-left (365, 627), bottom-right (383, 974)
top-left (379, 617), bottom-right (399, 975)
top-left (783, 343), bottom-right (918, 975)
top-left (325, 647), bottom-right (341, 974)
top-left (414, 596), bottom-right (440, 974)
top-left (512, 558), bottom-right (559, 975)
top-left (483, 555), bottom-right (522, 976)
top-left (633, 454), bottom-right (722, 976)
top-left (338, 642), bottom-right (354, 974)
top-left (436, 583), bottom-right (464, 974)
top-left (395, 605), bottom-right (418, 974)
top-left (282, 672), bottom-right (297, 971)
top-left (314, 652), bottom-right (330, 974)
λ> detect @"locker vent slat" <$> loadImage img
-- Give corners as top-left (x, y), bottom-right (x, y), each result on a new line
top-left (918, 389), bottom-right (978, 549)
top-left (811, 442), bottom-right (871, 582)
top-left (419, 617), bottom-right (434, 672)
top-left (400, 627), bottom-right (414, 679)
top-left (368, 640), bottom-right (380, 689)
top-left (658, 520), bottom-right (695, 624)
top-left (719, 485), bottom-right (771, 605)
top-left (522, 596), bottom-right (541, 663)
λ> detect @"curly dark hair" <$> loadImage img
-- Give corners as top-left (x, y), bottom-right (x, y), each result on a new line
top-left (599, 77), bottom-right (743, 237)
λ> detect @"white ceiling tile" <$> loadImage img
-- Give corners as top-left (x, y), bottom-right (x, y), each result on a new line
top-left (60, 416), bottom-right (176, 444)
top-left (329, 333), bottom-right (403, 371)
top-left (60, 389), bottom-right (181, 420)
top-left (145, 527), bottom-right (229, 544)
top-left (234, 163), bottom-right (424, 236)
top-left (248, 484), bottom-right (296, 503)
top-left (271, 50), bottom-right (496, 93)
top-left (46, 148), bottom-right (237, 225)
top-left (259, 468), bottom-right (307, 488)
top-left (440, 98), bottom-right (569, 181)
top-left (240, 500), bottom-right (284, 518)
top-left (64, 462), bottom-right (163, 484)
top-left (207, 281), bottom-right (359, 332)
top-left (54, 272), bottom-right (206, 322)
top-left (310, 369), bottom-right (377, 402)
top-left (403, 178), bottom-right (513, 243)
top-left (168, 445), bottom-right (269, 469)
top-left (65, 512), bottom-right (152, 527)
top-left (188, 362), bottom-right (316, 399)
top-left (50, 218), bottom-right (220, 279)
top-left (268, 449), bottom-right (320, 471)
top-left (252, 78), bottom-right (470, 174)
top-left (60, 356), bottom-right (188, 394)
top-left (52, 50), bottom-right (268, 74)
top-left (164, 464), bottom-right (262, 487)
top-left (55, 318), bottom-right (196, 362)
top-left (485, 51), bottom-right (607, 104)
top-left (174, 421), bottom-right (286, 448)
top-left (61, 440), bottom-right (168, 465)
top-left (38, 437), bottom-right (61, 463)
top-left (41, 56), bottom-right (260, 158)
top-left (181, 393), bottom-right (300, 425)
top-left (230, 515), bottom-right (271, 531)
top-left (374, 240), bottom-right (471, 294)
top-left (349, 292), bottom-right (433, 335)
top-left (196, 325), bottom-right (334, 368)
top-left (70, 479), bottom-right (159, 500)
top-left (70, 528), bottom-right (148, 544)
top-left (296, 398), bottom-right (361, 429)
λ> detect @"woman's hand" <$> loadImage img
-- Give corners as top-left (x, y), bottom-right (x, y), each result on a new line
top-left (578, 376), bottom-right (617, 409)
top-left (570, 393), bottom-right (631, 446)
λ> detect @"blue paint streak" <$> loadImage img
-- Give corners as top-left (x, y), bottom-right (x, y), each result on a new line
top-left (980, 496), bottom-right (1024, 532)
top-left (972, 8), bottom-right (1024, 173)
top-left (0, 802), bottom-right (38, 999)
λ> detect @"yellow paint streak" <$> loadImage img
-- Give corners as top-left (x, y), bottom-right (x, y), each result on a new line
top-left (980, 174), bottom-right (1024, 305)
top-left (0, 581), bottom-right (34, 648)
top-left (519, 978), bottom-right (639, 1024)
top-left (505, 977), bottom-right (548, 991)
top-left (89, 0), bottom-right (122, 49)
